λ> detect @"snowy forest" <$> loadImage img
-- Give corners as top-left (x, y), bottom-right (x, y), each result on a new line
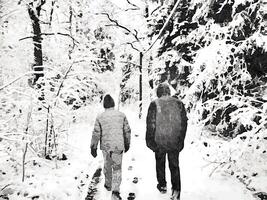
top-left (0, 0), bottom-right (267, 199)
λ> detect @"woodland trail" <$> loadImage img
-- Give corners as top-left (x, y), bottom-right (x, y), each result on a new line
top-left (79, 112), bottom-right (255, 200)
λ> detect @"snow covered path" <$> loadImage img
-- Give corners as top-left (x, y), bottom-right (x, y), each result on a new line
top-left (75, 111), bottom-right (255, 200)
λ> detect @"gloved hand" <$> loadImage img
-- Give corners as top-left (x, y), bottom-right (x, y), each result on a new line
top-left (91, 147), bottom-right (97, 158)
top-left (124, 144), bottom-right (130, 153)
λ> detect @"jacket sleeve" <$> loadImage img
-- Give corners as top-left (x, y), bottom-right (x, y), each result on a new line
top-left (146, 101), bottom-right (157, 151)
top-left (90, 117), bottom-right (101, 149)
top-left (180, 101), bottom-right (188, 140)
top-left (123, 116), bottom-right (131, 149)
top-left (177, 101), bottom-right (188, 152)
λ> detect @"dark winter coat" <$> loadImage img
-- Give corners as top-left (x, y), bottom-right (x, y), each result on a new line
top-left (90, 108), bottom-right (131, 153)
top-left (146, 96), bottom-right (187, 152)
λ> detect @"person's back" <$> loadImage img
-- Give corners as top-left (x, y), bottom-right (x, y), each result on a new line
top-left (146, 83), bottom-right (187, 200)
top-left (90, 94), bottom-right (131, 200)
top-left (154, 96), bottom-right (186, 152)
top-left (97, 109), bottom-right (127, 152)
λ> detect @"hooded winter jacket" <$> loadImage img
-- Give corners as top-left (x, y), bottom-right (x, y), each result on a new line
top-left (90, 108), bottom-right (131, 153)
top-left (146, 96), bottom-right (187, 152)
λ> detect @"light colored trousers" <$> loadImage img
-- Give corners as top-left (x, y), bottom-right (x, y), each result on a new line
top-left (102, 151), bottom-right (123, 192)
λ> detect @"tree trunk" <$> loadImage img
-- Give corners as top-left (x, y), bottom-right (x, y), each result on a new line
top-left (49, 1), bottom-right (55, 26)
top-left (139, 52), bottom-right (143, 119)
top-left (28, 1), bottom-right (45, 85)
top-left (68, 5), bottom-right (74, 59)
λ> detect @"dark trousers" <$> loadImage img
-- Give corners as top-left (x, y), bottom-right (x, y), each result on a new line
top-left (155, 149), bottom-right (181, 191)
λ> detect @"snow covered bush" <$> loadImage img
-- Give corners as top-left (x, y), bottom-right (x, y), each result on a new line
top-left (147, 0), bottom-right (266, 135)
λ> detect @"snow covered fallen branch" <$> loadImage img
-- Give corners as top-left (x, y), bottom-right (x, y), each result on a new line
top-left (0, 71), bottom-right (42, 91)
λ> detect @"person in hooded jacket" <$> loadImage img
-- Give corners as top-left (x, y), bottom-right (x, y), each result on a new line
top-left (146, 83), bottom-right (187, 200)
top-left (90, 94), bottom-right (131, 200)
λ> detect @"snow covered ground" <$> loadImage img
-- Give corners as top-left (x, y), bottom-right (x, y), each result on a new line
top-left (83, 109), bottom-right (255, 200)
top-left (0, 107), bottom-right (257, 200)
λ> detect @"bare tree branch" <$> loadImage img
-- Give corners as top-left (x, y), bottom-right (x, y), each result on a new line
top-left (19, 32), bottom-right (79, 45)
top-left (22, 108), bottom-right (32, 182)
top-left (55, 60), bottom-right (85, 99)
top-left (126, 0), bottom-right (140, 9)
top-left (19, 36), bottom-right (34, 41)
top-left (124, 42), bottom-right (141, 52)
top-left (68, 5), bottom-right (74, 59)
top-left (49, 0), bottom-right (56, 25)
top-left (125, 8), bottom-right (139, 11)
top-left (97, 12), bottom-right (140, 42)
top-left (55, 65), bottom-right (74, 98)
top-left (0, 71), bottom-right (43, 92)
top-left (134, 29), bottom-right (139, 38)
top-left (1, 184), bottom-right (12, 192)
top-left (40, 0), bottom-right (46, 7)
top-left (151, 6), bottom-right (161, 16)
top-left (27, 0), bottom-right (46, 18)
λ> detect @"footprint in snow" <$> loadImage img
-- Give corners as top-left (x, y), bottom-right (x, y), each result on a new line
top-left (85, 168), bottom-right (102, 200)
top-left (127, 192), bottom-right (136, 200)
top-left (132, 177), bottom-right (138, 184)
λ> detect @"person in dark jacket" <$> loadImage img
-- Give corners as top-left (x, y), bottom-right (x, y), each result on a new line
top-left (146, 83), bottom-right (187, 200)
top-left (90, 94), bottom-right (131, 200)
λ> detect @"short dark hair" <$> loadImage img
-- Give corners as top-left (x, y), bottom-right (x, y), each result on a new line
top-left (156, 83), bottom-right (171, 98)
top-left (103, 94), bottom-right (115, 108)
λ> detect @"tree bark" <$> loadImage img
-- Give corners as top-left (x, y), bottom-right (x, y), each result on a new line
top-left (68, 5), bottom-right (74, 59)
top-left (28, 1), bottom-right (46, 84)
top-left (139, 52), bottom-right (143, 119)
top-left (44, 106), bottom-right (50, 156)
top-left (49, 1), bottom-right (55, 26)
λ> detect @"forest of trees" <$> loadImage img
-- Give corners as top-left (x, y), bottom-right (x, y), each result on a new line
top-left (0, 0), bottom-right (267, 199)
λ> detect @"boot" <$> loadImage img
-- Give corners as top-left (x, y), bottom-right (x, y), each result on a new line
top-left (157, 184), bottom-right (167, 193)
top-left (112, 191), bottom-right (122, 200)
top-left (171, 190), bottom-right (180, 200)
top-left (104, 184), bottom-right (111, 191)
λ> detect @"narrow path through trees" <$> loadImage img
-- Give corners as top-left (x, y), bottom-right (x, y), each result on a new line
top-left (81, 113), bottom-right (255, 200)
